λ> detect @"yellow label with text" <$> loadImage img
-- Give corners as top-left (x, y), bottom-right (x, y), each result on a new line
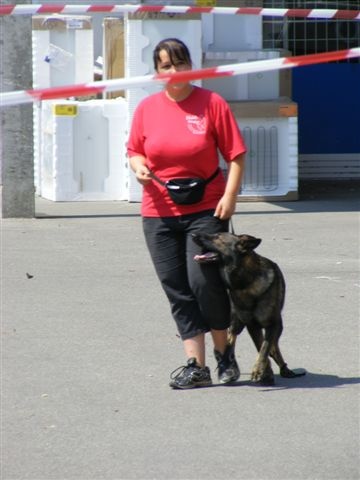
top-left (53, 105), bottom-right (78, 116)
top-left (195, 0), bottom-right (216, 6)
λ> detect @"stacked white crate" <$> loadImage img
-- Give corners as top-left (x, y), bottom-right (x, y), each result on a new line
top-left (32, 15), bottom-right (94, 196)
top-left (32, 15), bottom-right (94, 89)
top-left (201, 10), bottom-right (298, 200)
top-left (202, 50), bottom-right (291, 102)
top-left (39, 99), bottom-right (128, 201)
top-left (124, 12), bottom-right (202, 202)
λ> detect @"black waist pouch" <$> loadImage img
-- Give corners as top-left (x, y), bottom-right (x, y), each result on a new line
top-left (149, 168), bottom-right (220, 205)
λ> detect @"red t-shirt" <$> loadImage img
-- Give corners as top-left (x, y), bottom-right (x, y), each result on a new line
top-left (127, 86), bottom-right (247, 217)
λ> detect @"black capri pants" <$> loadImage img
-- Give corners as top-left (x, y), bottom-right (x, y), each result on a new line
top-left (142, 210), bottom-right (230, 340)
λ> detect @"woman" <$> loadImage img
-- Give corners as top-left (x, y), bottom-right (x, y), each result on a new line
top-left (127, 38), bottom-right (247, 389)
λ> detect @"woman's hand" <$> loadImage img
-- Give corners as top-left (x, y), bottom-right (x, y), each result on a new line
top-left (214, 154), bottom-right (245, 219)
top-left (130, 155), bottom-right (152, 185)
top-left (135, 164), bottom-right (152, 186)
top-left (214, 193), bottom-right (237, 220)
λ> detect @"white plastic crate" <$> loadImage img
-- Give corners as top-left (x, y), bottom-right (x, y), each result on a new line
top-left (219, 107), bottom-right (298, 200)
top-left (32, 15), bottom-right (94, 89)
top-left (32, 15), bottom-right (94, 194)
top-left (39, 99), bottom-right (128, 201)
top-left (240, 117), bottom-right (298, 198)
top-left (202, 50), bottom-right (291, 101)
top-left (124, 13), bottom-right (202, 202)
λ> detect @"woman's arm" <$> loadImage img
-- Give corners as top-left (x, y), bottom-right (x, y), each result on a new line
top-left (214, 153), bottom-right (245, 220)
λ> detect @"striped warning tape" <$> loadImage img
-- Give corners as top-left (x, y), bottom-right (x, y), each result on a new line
top-left (0, 4), bottom-right (359, 20)
top-left (1, 48), bottom-right (359, 108)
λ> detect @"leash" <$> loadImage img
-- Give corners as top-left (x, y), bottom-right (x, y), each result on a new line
top-left (229, 217), bottom-right (235, 234)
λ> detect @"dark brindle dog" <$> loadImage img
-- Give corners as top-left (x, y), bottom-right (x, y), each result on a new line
top-left (193, 232), bottom-right (305, 385)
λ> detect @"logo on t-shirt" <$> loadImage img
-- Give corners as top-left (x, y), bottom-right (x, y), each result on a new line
top-left (186, 115), bottom-right (207, 135)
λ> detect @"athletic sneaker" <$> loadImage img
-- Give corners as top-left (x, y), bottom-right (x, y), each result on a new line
top-left (169, 357), bottom-right (212, 389)
top-left (214, 345), bottom-right (240, 384)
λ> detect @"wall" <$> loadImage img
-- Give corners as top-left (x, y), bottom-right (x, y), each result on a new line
top-left (293, 63), bottom-right (360, 154)
top-left (0, 7), bottom-right (35, 218)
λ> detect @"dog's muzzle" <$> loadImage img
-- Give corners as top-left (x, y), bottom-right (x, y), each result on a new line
top-left (194, 252), bottom-right (219, 263)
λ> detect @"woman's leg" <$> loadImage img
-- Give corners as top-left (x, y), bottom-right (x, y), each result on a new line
top-left (143, 215), bottom-right (228, 388)
top-left (142, 216), bottom-right (209, 343)
top-left (183, 333), bottom-right (206, 367)
top-left (211, 329), bottom-right (228, 355)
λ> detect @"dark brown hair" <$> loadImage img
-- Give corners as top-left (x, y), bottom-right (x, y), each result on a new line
top-left (153, 38), bottom-right (192, 71)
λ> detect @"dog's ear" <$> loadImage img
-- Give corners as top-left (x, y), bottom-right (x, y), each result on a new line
top-left (250, 237), bottom-right (262, 250)
top-left (237, 235), bottom-right (262, 252)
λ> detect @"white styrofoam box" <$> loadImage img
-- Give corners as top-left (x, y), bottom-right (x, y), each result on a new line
top-left (202, 13), bottom-right (262, 52)
top-left (202, 50), bottom-right (289, 101)
top-left (32, 15), bottom-right (94, 88)
top-left (124, 14), bottom-right (202, 201)
top-left (39, 99), bottom-right (128, 201)
top-left (220, 116), bottom-right (298, 198)
top-left (32, 16), bottom-right (95, 196)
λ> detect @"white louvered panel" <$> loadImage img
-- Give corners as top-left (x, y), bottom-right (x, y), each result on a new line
top-left (220, 116), bottom-right (299, 199)
top-left (242, 125), bottom-right (280, 192)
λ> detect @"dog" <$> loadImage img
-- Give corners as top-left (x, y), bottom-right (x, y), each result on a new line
top-left (192, 232), bottom-right (306, 385)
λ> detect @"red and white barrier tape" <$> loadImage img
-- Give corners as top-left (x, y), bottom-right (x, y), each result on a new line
top-left (0, 4), bottom-right (359, 20)
top-left (1, 48), bottom-right (360, 108)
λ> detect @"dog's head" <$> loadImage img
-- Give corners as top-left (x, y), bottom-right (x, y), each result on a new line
top-left (192, 232), bottom-right (261, 265)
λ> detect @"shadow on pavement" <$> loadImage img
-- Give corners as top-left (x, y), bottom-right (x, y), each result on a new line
top-left (219, 372), bottom-right (360, 391)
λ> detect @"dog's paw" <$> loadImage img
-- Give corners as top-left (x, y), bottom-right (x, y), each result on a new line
top-left (252, 375), bottom-right (275, 386)
top-left (280, 364), bottom-right (307, 378)
top-left (259, 377), bottom-right (275, 386)
top-left (251, 368), bottom-right (275, 386)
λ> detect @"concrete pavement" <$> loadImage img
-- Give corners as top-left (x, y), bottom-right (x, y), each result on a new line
top-left (2, 190), bottom-right (359, 480)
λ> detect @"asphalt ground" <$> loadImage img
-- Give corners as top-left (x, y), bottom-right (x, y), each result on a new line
top-left (2, 184), bottom-right (359, 480)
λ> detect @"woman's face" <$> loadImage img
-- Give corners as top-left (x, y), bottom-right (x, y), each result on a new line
top-left (156, 49), bottom-right (191, 74)
top-left (156, 49), bottom-right (192, 93)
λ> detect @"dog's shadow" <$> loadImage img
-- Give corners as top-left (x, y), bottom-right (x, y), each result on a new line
top-left (222, 371), bottom-right (360, 390)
